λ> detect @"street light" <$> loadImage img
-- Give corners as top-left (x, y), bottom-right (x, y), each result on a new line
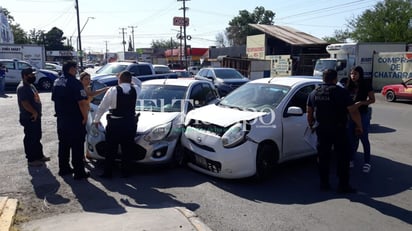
top-left (80, 17), bottom-right (95, 34)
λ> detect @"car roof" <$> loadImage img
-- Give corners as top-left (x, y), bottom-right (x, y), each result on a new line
top-left (201, 67), bottom-right (235, 70)
top-left (142, 78), bottom-right (206, 87)
top-left (250, 76), bottom-right (323, 87)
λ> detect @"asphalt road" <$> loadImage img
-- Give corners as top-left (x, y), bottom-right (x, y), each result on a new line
top-left (0, 91), bottom-right (411, 231)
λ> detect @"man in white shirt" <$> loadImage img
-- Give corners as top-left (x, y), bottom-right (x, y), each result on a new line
top-left (93, 71), bottom-right (141, 178)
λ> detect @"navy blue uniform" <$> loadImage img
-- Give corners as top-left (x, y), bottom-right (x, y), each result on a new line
top-left (307, 84), bottom-right (354, 189)
top-left (52, 74), bottom-right (88, 177)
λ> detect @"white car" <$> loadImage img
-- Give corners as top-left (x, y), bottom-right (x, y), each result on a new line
top-left (86, 78), bottom-right (219, 165)
top-left (181, 76), bottom-right (322, 179)
top-left (44, 62), bottom-right (62, 75)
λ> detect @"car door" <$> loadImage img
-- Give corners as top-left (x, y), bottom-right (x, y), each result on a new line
top-left (281, 84), bottom-right (317, 158)
top-left (2, 60), bottom-right (20, 84)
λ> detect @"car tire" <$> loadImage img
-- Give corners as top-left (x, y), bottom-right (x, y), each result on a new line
top-left (171, 141), bottom-right (187, 168)
top-left (38, 78), bottom-right (53, 91)
top-left (254, 143), bottom-right (277, 180)
top-left (385, 91), bottom-right (396, 102)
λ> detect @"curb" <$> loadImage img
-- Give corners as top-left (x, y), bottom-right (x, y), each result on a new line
top-left (0, 197), bottom-right (18, 231)
top-left (175, 207), bottom-right (213, 231)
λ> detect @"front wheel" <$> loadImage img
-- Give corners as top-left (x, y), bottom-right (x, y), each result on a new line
top-left (385, 90), bottom-right (396, 102)
top-left (170, 141), bottom-right (187, 168)
top-left (38, 78), bottom-right (53, 91)
top-left (255, 143), bottom-right (277, 180)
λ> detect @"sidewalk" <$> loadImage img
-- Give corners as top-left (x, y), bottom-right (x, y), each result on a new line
top-left (0, 197), bottom-right (212, 231)
top-left (0, 197), bottom-right (18, 231)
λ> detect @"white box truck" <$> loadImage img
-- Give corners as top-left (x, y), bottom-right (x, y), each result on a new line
top-left (0, 44), bottom-right (45, 69)
top-left (372, 52), bottom-right (412, 90)
top-left (313, 42), bottom-right (407, 85)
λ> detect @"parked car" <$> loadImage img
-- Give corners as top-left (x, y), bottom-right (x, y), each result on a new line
top-left (194, 67), bottom-right (249, 97)
top-left (153, 64), bottom-right (171, 74)
top-left (171, 69), bottom-right (191, 78)
top-left (188, 66), bottom-right (201, 75)
top-left (0, 59), bottom-right (59, 90)
top-left (381, 78), bottom-right (412, 102)
top-left (181, 76), bottom-right (322, 179)
top-left (92, 61), bottom-right (155, 81)
top-left (86, 78), bottom-right (220, 165)
top-left (44, 62), bottom-right (62, 75)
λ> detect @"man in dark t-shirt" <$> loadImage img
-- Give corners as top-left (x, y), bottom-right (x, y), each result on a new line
top-left (17, 68), bottom-right (50, 166)
top-left (307, 69), bottom-right (363, 193)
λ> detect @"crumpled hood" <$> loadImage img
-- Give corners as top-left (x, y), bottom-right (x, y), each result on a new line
top-left (136, 111), bottom-right (180, 133)
top-left (185, 104), bottom-right (266, 127)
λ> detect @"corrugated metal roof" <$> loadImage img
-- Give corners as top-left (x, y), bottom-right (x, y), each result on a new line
top-left (249, 24), bottom-right (327, 45)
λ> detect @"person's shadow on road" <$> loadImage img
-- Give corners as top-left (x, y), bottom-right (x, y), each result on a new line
top-left (28, 165), bottom-right (69, 205)
top-left (96, 164), bottom-right (201, 212)
top-left (61, 170), bottom-right (126, 215)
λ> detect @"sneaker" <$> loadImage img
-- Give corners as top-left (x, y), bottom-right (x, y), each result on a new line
top-left (349, 161), bottom-right (354, 168)
top-left (58, 168), bottom-right (74, 176)
top-left (28, 160), bottom-right (44, 167)
top-left (73, 171), bottom-right (90, 180)
top-left (320, 183), bottom-right (331, 192)
top-left (40, 156), bottom-right (51, 162)
top-left (363, 163), bottom-right (371, 173)
top-left (337, 185), bottom-right (357, 194)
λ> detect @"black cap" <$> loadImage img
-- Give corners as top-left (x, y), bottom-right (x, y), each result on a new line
top-left (21, 67), bottom-right (36, 76)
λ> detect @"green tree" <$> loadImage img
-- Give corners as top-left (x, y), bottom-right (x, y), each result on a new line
top-left (151, 39), bottom-right (179, 49)
top-left (28, 29), bottom-right (46, 45)
top-left (10, 24), bottom-right (30, 44)
top-left (349, 0), bottom-right (412, 43)
top-left (43, 27), bottom-right (69, 50)
top-left (226, 6), bottom-right (275, 46)
top-left (322, 29), bottom-right (352, 43)
top-left (215, 31), bottom-right (232, 48)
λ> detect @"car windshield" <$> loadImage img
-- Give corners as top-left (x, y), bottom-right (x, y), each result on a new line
top-left (95, 63), bottom-right (128, 75)
top-left (219, 83), bottom-right (290, 111)
top-left (214, 69), bottom-right (244, 79)
top-left (136, 85), bottom-right (187, 112)
top-left (314, 60), bottom-right (336, 72)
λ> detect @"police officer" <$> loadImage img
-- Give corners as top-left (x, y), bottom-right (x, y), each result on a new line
top-left (307, 69), bottom-right (363, 193)
top-left (93, 71), bottom-right (141, 178)
top-left (52, 61), bottom-right (90, 180)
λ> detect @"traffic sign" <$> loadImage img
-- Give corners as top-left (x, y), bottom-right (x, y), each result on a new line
top-left (173, 17), bottom-right (189, 26)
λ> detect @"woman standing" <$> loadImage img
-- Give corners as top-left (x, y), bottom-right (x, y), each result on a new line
top-left (346, 66), bottom-right (375, 173)
top-left (79, 72), bottom-right (108, 103)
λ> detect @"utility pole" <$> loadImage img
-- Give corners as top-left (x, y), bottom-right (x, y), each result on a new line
top-left (128, 26), bottom-right (137, 51)
top-left (178, 0), bottom-right (190, 69)
top-left (75, 0), bottom-right (83, 69)
top-left (104, 40), bottom-right (109, 64)
top-left (119, 27), bottom-right (127, 53)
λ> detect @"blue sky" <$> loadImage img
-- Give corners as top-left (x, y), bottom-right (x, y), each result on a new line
top-left (2, 0), bottom-right (379, 53)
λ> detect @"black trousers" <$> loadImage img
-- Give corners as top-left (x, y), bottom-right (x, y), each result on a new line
top-left (20, 118), bottom-right (44, 162)
top-left (104, 116), bottom-right (136, 174)
top-left (57, 117), bottom-right (86, 175)
top-left (316, 125), bottom-right (350, 187)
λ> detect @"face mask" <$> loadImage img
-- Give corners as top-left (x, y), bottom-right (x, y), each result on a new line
top-left (27, 76), bottom-right (36, 84)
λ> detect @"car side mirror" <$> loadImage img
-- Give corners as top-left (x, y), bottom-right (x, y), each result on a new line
top-left (285, 106), bottom-right (303, 117)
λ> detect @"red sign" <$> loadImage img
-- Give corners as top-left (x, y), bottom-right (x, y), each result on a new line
top-left (173, 17), bottom-right (189, 26)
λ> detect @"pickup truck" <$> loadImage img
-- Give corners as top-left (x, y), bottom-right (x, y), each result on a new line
top-left (0, 58), bottom-right (59, 90)
top-left (92, 61), bottom-right (178, 86)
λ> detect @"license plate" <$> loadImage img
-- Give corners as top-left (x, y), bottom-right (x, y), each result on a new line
top-left (194, 155), bottom-right (207, 168)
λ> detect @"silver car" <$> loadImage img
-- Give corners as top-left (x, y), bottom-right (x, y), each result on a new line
top-left (86, 78), bottom-right (219, 165)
